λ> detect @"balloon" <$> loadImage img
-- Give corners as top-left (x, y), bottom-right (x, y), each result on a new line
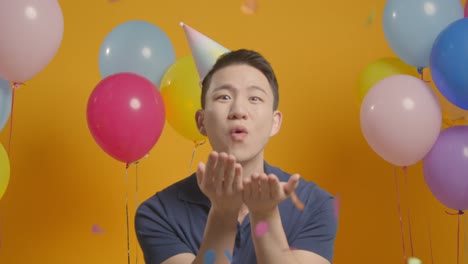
top-left (423, 126), bottom-right (468, 210)
top-left (360, 75), bottom-right (442, 166)
top-left (356, 57), bottom-right (418, 104)
top-left (98, 20), bottom-right (176, 88)
top-left (160, 56), bottom-right (206, 143)
top-left (465, 1), bottom-right (468, 17)
top-left (0, 0), bottom-right (64, 82)
top-left (0, 143), bottom-right (10, 201)
top-left (430, 18), bottom-right (468, 110)
top-left (0, 79), bottom-right (12, 131)
top-left (383, 0), bottom-right (463, 68)
top-left (87, 73), bottom-right (166, 163)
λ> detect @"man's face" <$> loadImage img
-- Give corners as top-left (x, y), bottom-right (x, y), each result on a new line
top-left (197, 64), bottom-right (282, 163)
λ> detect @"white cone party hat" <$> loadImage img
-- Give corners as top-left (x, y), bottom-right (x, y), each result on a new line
top-left (180, 22), bottom-right (230, 81)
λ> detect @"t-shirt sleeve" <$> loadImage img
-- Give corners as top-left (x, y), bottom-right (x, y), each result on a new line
top-left (290, 195), bottom-right (338, 263)
top-left (135, 195), bottom-right (193, 264)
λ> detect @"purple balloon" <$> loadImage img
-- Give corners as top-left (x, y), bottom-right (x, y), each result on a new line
top-left (423, 126), bottom-right (468, 210)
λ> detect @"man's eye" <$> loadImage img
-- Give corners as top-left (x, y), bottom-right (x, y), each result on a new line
top-left (217, 95), bottom-right (231, 100)
top-left (250, 96), bottom-right (262, 102)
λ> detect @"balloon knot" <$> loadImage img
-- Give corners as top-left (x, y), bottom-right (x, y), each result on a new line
top-left (11, 82), bottom-right (24, 90)
top-left (417, 67), bottom-right (424, 75)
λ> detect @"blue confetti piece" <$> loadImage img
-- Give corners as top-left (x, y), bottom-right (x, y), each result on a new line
top-left (203, 249), bottom-right (216, 264)
top-left (224, 249), bottom-right (233, 262)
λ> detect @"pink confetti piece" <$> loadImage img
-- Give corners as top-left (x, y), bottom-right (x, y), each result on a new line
top-left (334, 193), bottom-right (341, 219)
top-left (91, 224), bottom-right (105, 234)
top-left (241, 0), bottom-right (258, 15)
top-left (254, 221), bottom-right (269, 237)
top-left (283, 246), bottom-right (298, 252)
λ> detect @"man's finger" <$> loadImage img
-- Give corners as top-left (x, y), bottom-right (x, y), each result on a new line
top-left (284, 174), bottom-right (300, 196)
top-left (214, 152), bottom-right (228, 195)
top-left (196, 162), bottom-right (206, 185)
top-left (205, 151), bottom-right (218, 184)
top-left (224, 155), bottom-right (236, 193)
top-left (268, 174), bottom-right (280, 199)
top-left (234, 163), bottom-right (243, 192)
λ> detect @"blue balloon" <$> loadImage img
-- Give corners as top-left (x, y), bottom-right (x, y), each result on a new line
top-left (431, 18), bottom-right (468, 110)
top-left (0, 79), bottom-right (12, 132)
top-left (98, 20), bottom-right (176, 88)
top-left (383, 0), bottom-right (463, 68)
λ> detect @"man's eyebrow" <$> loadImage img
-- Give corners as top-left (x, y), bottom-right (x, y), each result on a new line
top-left (211, 84), bottom-right (267, 94)
top-left (212, 84), bottom-right (235, 93)
top-left (247, 85), bottom-right (267, 94)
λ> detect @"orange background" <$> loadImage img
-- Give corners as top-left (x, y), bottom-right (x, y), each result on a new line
top-left (0, 0), bottom-right (467, 263)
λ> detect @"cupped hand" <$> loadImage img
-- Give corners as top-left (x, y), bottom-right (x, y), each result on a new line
top-left (196, 151), bottom-right (244, 214)
top-left (243, 173), bottom-right (300, 214)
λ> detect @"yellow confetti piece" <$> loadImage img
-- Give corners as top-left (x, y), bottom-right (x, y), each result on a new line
top-left (291, 192), bottom-right (304, 211)
top-left (408, 257), bottom-right (422, 264)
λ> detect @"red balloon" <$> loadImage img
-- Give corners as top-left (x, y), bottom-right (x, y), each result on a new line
top-left (87, 73), bottom-right (165, 163)
top-left (465, 1), bottom-right (468, 17)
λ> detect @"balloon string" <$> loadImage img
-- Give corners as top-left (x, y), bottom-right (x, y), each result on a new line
top-left (125, 163), bottom-right (131, 264)
top-left (394, 166), bottom-right (407, 264)
top-left (135, 162), bottom-right (139, 264)
top-left (445, 210), bottom-right (464, 264)
top-left (428, 218), bottom-right (435, 264)
top-left (464, 214), bottom-right (467, 264)
top-left (459, 212), bottom-right (462, 264)
top-left (0, 202), bottom-right (3, 252)
top-left (7, 86), bottom-right (15, 155)
top-left (188, 140), bottom-right (206, 176)
top-left (402, 166), bottom-right (414, 257)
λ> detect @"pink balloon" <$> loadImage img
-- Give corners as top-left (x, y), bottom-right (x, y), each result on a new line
top-left (465, 1), bottom-right (468, 17)
top-left (360, 75), bottom-right (442, 166)
top-left (87, 73), bottom-right (165, 163)
top-left (0, 0), bottom-right (64, 82)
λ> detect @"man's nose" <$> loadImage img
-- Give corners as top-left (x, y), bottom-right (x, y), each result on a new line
top-left (228, 99), bottom-right (248, 120)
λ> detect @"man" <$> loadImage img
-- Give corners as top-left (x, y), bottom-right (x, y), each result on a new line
top-left (135, 49), bottom-right (337, 264)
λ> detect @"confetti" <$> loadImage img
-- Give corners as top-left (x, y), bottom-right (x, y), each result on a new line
top-left (283, 246), bottom-right (298, 252)
top-left (291, 192), bottom-right (304, 211)
top-left (224, 249), bottom-right (233, 261)
top-left (254, 221), bottom-right (269, 237)
top-left (365, 8), bottom-right (376, 26)
top-left (334, 193), bottom-right (341, 219)
top-left (241, 0), bottom-right (258, 15)
top-left (203, 249), bottom-right (216, 264)
top-left (408, 257), bottom-right (421, 264)
top-left (91, 224), bottom-right (105, 234)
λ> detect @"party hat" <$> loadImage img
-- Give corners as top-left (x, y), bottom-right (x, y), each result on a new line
top-left (180, 22), bottom-right (230, 80)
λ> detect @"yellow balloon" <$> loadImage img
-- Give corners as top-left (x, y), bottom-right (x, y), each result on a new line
top-left (357, 57), bottom-right (419, 103)
top-left (0, 143), bottom-right (9, 201)
top-left (160, 56), bottom-right (206, 143)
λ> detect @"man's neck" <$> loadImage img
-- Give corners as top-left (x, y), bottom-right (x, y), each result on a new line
top-left (239, 154), bottom-right (265, 180)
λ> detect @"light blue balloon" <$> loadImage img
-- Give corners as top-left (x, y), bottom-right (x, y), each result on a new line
top-left (98, 20), bottom-right (176, 89)
top-left (0, 79), bottom-right (12, 132)
top-left (383, 0), bottom-right (463, 68)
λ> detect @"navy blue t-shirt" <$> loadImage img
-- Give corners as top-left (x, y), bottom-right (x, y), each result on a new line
top-left (135, 162), bottom-right (337, 264)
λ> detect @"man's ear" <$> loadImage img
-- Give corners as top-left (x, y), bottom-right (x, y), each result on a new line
top-left (269, 110), bottom-right (283, 137)
top-left (195, 110), bottom-right (207, 136)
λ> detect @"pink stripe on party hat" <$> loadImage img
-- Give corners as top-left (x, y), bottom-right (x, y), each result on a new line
top-left (180, 22), bottom-right (230, 81)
